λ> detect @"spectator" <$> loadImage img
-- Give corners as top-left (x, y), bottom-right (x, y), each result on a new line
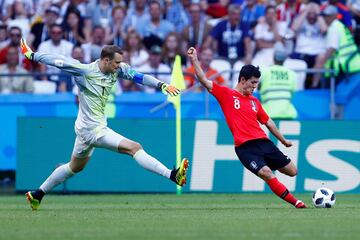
top-left (276, 0), bottom-right (306, 54)
top-left (291, 2), bottom-right (327, 88)
top-left (185, 47), bottom-right (226, 91)
top-left (165, 0), bottom-right (191, 32)
top-left (204, 4), bottom-right (253, 64)
top-left (0, 26), bottom-right (29, 69)
top-left (62, 0), bottom-right (90, 16)
top-left (91, 0), bottom-right (112, 28)
top-left (259, 46), bottom-right (297, 120)
top-left (38, 24), bottom-right (73, 58)
top-left (181, 2), bottom-right (212, 50)
top-left (0, 45), bottom-right (34, 94)
top-left (61, 0), bottom-right (89, 18)
top-left (136, 45), bottom-right (172, 93)
top-left (71, 45), bottom-right (85, 94)
top-left (349, 0), bottom-right (360, 44)
top-left (82, 26), bottom-right (107, 63)
top-left (241, 0), bottom-right (265, 30)
top-left (7, 0), bottom-right (31, 39)
top-left (0, 23), bottom-right (9, 49)
top-left (71, 45), bottom-right (85, 63)
top-left (27, 4), bottom-right (60, 51)
top-left (123, 29), bottom-right (149, 68)
top-left (136, 1), bottom-right (175, 42)
top-left (276, 0), bottom-right (306, 27)
top-left (312, 5), bottom-right (360, 88)
top-left (1, 0), bottom-right (34, 22)
top-left (321, 0), bottom-right (353, 30)
top-left (0, 0), bottom-right (13, 22)
top-left (124, 0), bottom-right (149, 31)
top-left (62, 7), bottom-right (87, 46)
top-left (106, 6), bottom-right (127, 46)
top-left (37, 23), bottom-right (73, 85)
top-left (252, 5), bottom-right (283, 68)
top-left (161, 32), bottom-right (186, 68)
top-left (205, 0), bottom-right (230, 18)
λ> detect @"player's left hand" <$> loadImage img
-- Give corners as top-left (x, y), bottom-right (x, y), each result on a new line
top-left (160, 83), bottom-right (180, 97)
top-left (282, 139), bottom-right (293, 147)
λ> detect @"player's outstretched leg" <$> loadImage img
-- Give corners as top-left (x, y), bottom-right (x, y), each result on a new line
top-left (170, 158), bottom-right (189, 186)
top-left (123, 140), bottom-right (189, 186)
top-left (266, 177), bottom-right (307, 208)
top-left (259, 166), bottom-right (307, 208)
top-left (25, 162), bottom-right (75, 210)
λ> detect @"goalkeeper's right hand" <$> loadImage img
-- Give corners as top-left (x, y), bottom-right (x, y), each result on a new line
top-left (20, 38), bottom-right (34, 61)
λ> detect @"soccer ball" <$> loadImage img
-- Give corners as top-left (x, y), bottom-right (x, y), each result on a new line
top-left (312, 187), bottom-right (336, 208)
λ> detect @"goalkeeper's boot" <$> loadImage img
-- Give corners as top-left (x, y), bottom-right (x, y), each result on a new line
top-left (25, 190), bottom-right (45, 211)
top-left (170, 158), bottom-right (189, 186)
top-left (295, 200), bottom-right (307, 208)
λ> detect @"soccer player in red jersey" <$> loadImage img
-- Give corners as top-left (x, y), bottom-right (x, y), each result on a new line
top-left (187, 47), bottom-right (307, 208)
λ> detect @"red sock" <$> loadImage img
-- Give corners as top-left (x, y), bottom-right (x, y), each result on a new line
top-left (266, 177), bottom-right (298, 206)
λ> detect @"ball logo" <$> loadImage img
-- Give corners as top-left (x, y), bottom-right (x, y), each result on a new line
top-left (250, 161), bottom-right (258, 170)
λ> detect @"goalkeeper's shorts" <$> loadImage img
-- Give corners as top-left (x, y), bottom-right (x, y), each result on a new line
top-left (72, 127), bottom-right (125, 158)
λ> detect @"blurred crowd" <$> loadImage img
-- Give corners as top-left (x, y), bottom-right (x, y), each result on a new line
top-left (0, 0), bottom-right (360, 94)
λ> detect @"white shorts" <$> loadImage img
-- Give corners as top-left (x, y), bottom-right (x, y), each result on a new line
top-left (72, 127), bottom-right (125, 158)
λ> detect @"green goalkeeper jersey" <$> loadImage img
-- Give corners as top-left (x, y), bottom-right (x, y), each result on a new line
top-left (34, 52), bottom-right (144, 139)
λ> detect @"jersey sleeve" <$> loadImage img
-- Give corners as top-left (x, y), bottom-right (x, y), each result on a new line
top-left (257, 99), bottom-right (270, 124)
top-left (210, 82), bottom-right (228, 102)
top-left (34, 52), bottom-right (88, 76)
top-left (117, 62), bottom-right (144, 84)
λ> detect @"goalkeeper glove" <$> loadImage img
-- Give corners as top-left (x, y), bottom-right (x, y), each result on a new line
top-left (158, 82), bottom-right (181, 97)
top-left (20, 38), bottom-right (34, 61)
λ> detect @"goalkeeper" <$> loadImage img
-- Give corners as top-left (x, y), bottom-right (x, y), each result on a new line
top-left (21, 39), bottom-right (189, 210)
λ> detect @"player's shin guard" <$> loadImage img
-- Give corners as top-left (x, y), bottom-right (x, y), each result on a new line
top-left (133, 149), bottom-right (171, 178)
top-left (266, 177), bottom-right (298, 206)
top-left (39, 162), bottom-right (75, 193)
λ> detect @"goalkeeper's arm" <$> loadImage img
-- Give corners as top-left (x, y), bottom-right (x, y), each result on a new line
top-left (20, 38), bottom-right (86, 76)
top-left (118, 63), bottom-right (180, 96)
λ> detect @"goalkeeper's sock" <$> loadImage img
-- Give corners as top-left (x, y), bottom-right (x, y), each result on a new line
top-left (133, 149), bottom-right (171, 178)
top-left (39, 163), bottom-right (75, 193)
top-left (266, 177), bottom-right (297, 206)
top-left (32, 189), bottom-right (45, 201)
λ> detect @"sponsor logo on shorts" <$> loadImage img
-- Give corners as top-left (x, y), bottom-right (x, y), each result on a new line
top-left (250, 161), bottom-right (258, 170)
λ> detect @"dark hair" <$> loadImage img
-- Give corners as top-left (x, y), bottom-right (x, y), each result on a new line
top-left (62, 7), bottom-right (85, 43)
top-left (101, 45), bottom-right (123, 60)
top-left (149, 0), bottom-right (161, 8)
top-left (50, 23), bottom-right (63, 31)
top-left (265, 5), bottom-right (276, 14)
top-left (112, 5), bottom-right (126, 16)
top-left (92, 25), bottom-right (106, 34)
top-left (9, 26), bottom-right (21, 33)
top-left (238, 65), bottom-right (261, 82)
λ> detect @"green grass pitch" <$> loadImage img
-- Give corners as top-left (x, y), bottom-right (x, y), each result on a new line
top-left (0, 193), bottom-right (359, 240)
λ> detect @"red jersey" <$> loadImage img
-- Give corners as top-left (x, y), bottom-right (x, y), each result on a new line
top-left (210, 82), bottom-right (269, 147)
